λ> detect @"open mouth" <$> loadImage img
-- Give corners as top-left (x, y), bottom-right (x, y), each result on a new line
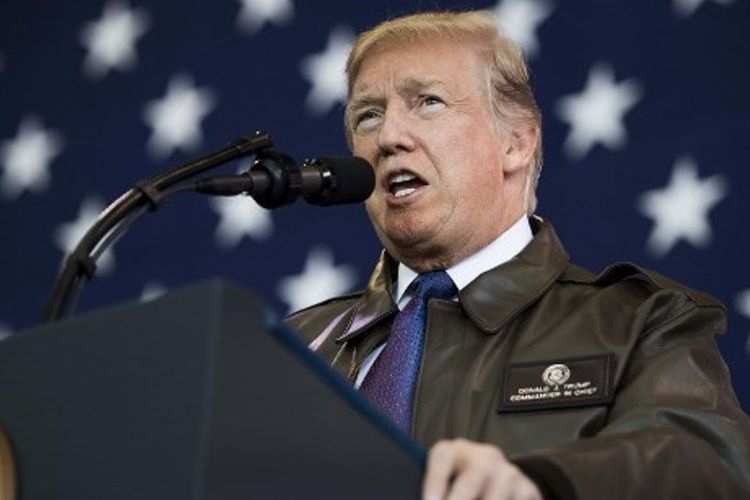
top-left (387, 171), bottom-right (427, 198)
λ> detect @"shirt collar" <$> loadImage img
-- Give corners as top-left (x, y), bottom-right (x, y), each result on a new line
top-left (395, 215), bottom-right (533, 304)
top-left (335, 216), bottom-right (571, 342)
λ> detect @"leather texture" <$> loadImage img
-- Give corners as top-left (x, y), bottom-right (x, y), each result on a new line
top-left (287, 217), bottom-right (750, 499)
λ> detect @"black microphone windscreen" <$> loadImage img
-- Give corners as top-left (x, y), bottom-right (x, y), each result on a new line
top-left (309, 156), bottom-right (375, 206)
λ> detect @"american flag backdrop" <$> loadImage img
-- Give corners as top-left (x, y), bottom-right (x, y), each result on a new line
top-left (1, 0), bottom-right (749, 409)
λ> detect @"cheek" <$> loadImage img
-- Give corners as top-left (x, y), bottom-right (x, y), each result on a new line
top-left (364, 197), bottom-right (382, 221)
top-left (449, 160), bottom-right (504, 211)
top-left (352, 136), bottom-right (376, 161)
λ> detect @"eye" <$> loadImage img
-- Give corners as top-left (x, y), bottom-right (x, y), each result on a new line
top-left (415, 95), bottom-right (445, 117)
top-left (353, 109), bottom-right (381, 133)
top-left (420, 95), bottom-right (444, 107)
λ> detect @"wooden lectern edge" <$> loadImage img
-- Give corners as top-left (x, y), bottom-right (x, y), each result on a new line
top-left (0, 425), bottom-right (16, 500)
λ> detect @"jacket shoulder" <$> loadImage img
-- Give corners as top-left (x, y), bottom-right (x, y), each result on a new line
top-left (559, 261), bottom-right (726, 341)
top-left (560, 261), bottom-right (724, 310)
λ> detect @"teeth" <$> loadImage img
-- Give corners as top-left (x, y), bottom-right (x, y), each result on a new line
top-left (390, 172), bottom-right (417, 184)
top-left (387, 170), bottom-right (422, 198)
top-left (394, 187), bottom-right (416, 198)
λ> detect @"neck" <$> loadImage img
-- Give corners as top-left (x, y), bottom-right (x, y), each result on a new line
top-left (392, 208), bottom-right (527, 272)
top-left (394, 214), bottom-right (533, 303)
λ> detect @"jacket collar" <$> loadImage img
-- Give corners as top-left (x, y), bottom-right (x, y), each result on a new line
top-left (336, 216), bottom-right (569, 342)
top-left (336, 252), bottom-right (399, 343)
top-left (459, 216), bottom-right (569, 333)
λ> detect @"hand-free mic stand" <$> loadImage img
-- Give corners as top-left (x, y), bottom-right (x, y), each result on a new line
top-left (42, 130), bottom-right (274, 322)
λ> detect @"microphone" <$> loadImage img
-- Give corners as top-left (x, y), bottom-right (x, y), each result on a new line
top-left (302, 156), bottom-right (375, 206)
top-left (194, 151), bottom-right (375, 208)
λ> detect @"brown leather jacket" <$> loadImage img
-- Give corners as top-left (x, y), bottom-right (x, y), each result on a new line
top-left (286, 218), bottom-right (750, 499)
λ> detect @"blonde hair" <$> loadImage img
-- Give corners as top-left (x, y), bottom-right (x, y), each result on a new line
top-left (345, 10), bottom-right (543, 213)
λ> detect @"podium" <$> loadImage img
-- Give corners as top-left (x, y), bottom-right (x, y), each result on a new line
top-left (0, 280), bottom-right (423, 499)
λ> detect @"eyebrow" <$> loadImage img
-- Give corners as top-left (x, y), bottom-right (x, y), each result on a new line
top-left (349, 78), bottom-right (448, 111)
top-left (347, 94), bottom-right (383, 112)
top-left (397, 78), bottom-right (446, 96)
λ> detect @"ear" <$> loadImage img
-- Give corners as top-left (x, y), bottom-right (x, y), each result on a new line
top-left (502, 125), bottom-right (538, 175)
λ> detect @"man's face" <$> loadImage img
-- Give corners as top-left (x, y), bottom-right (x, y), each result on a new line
top-left (348, 38), bottom-right (528, 271)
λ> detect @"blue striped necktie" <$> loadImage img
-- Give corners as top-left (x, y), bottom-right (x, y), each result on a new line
top-left (359, 270), bottom-right (457, 431)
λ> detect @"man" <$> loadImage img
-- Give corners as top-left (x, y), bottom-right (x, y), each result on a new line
top-left (286, 10), bottom-right (750, 500)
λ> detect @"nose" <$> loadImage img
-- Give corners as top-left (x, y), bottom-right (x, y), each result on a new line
top-left (377, 107), bottom-right (415, 156)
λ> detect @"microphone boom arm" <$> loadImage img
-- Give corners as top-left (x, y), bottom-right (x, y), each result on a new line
top-left (42, 130), bottom-right (273, 322)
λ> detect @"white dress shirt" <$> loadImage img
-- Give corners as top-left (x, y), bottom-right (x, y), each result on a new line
top-left (354, 215), bottom-right (534, 388)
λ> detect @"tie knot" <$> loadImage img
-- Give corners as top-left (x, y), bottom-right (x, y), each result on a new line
top-left (410, 270), bottom-right (457, 302)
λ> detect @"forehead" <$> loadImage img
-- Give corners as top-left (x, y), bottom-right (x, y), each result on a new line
top-left (350, 38), bottom-right (487, 97)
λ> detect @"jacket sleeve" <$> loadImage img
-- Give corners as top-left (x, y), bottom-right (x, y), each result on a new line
top-left (513, 291), bottom-right (750, 500)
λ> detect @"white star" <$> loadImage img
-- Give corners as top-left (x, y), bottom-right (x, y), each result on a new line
top-left (140, 280), bottom-right (167, 302)
top-left (143, 74), bottom-right (216, 159)
top-left (736, 290), bottom-right (750, 357)
top-left (80, 1), bottom-right (149, 79)
top-left (54, 195), bottom-right (115, 275)
top-left (491, 0), bottom-right (554, 58)
top-left (278, 246), bottom-right (357, 313)
top-left (555, 63), bottom-right (643, 161)
top-left (300, 27), bottom-right (353, 115)
top-left (673, 0), bottom-right (735, 18)
top-left (236, 0), bottom-right (294, 34)
top-left (210, 196), bottom-right (272, 248)
top-left (0, 321), bottom-right (12, 342)
top-left (1, 116), bottom-right (63, 200)
top-left (638, 156), bottom-right (727, 257)
top-left (737, 290), bottom-right (750, 319)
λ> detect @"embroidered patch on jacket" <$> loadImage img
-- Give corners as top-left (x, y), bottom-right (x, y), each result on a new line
top-left (497, 353), bottom-right (616, 413)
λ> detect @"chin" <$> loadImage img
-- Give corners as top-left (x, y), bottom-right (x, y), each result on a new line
top-left (383, 224), bottom-right (434, 250)
top-left (384, 233), bottom-right (453, 269)
top-left (372, 212), bottom-right (452, 259)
